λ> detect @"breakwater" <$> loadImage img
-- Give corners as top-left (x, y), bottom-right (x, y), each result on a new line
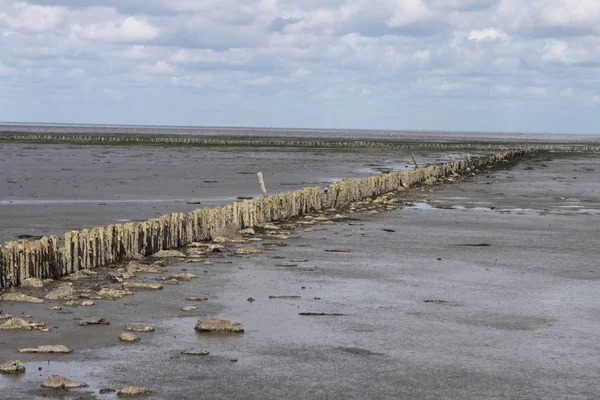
top-left (1, 133), bottom-right (598, 152)
top-left (0, 148), bottom-right (541, 289)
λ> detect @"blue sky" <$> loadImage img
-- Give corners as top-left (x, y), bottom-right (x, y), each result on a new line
top-left (0, 0), bottom-right (599, 133)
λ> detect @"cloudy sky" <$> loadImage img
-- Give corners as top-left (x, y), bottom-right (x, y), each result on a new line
top-left (1, 0), bottom-right (599, 133)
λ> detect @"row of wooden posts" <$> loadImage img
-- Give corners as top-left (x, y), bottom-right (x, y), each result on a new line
top-left (1, 134), bottom-right (598, 152)
top-left (0, 148), bottom-right (541, 289)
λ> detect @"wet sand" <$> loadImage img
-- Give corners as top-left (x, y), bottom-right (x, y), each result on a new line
top-left (1, 150), bottom-right (598, 399)
top-left (0, 143), bottom-right (467, 242)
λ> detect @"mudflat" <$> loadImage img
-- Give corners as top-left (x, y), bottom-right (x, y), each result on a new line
top-left (0, 149), bottom-right (598, 399)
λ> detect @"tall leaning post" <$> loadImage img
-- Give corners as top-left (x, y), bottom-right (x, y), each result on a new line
top-left (257, 172), bottom-right (269, 198)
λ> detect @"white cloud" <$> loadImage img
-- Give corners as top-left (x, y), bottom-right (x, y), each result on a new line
top-left (0, 2), bottom-right (66, 32)
top-left (71, 16), bottom-right (160, 43)
top-left (468, 28), bottom-right (508, 41)
top-left (540, 40), bottom-right (588, 65)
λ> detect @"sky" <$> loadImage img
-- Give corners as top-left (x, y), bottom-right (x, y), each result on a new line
top-left (0, 0), bottom-right (599, 133)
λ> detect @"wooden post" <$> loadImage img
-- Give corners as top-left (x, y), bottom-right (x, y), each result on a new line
top-left (257, 172), bottom-right (269, 198)
top-left (411, 154), bottom-right (420, 169)
top-left (467, 153), bottom-right (471, 162)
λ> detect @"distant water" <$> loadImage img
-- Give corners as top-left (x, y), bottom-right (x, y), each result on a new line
top-left (1, 122), bottom-right (599, 143)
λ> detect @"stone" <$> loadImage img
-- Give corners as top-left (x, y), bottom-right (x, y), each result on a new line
top-left (65, 301), bottom-right (79, 307)
top-left (186, 297), bottom-right (208, 301)
top-left (167, 273), bottom-right (196, 281)
top-left (50, 306), bottom-right (62, 310)
top-left (195, 318), bottom-right (244, 333)
top-left (44, 285), bottom-right (76, 301)
top-left (81, 300), bottom-right (95, 306)
top-left (126, 262), bottom-right (166, 274)
top-left (107, 269), bottom-right (136, 283)
top-left (0, 360), bottom-right (26, 374)
top-left (181, 306), bottom-right (198, 311)
top-left (0, 292), bottom-right (44, 304)
top-left (239, 228), bottom-right (255, 235)
top-left (314, 216), bottom-right (331, 222)
top-left (181, 350), bottom-right (210, 356)
top-left (122, 282), bottom-right (163, 291)
top-left (42, 375), bottom-right (88, 389)
top-left (79, 316), bottom-right (109, 326)
top-left (119, 332), bottom-right (140, 342)
top-left (124, 325), bottom-right (154, 333)
top-left (66, 269), bottom-right (97, 281)
top-left (235, 247), bottom-right (263, 255)
top-left (152, 250), bottom-right (186, 258)
top-left (117, 385), bottom-right (151, 397)
top-left (96, 288), bottom-right (134, 300)
top-left (21, 278), bottom-right (45, 288)
top-left (19, 345), bottom-right (72, 354)
top-left (188, 243), bottom-right (223, 253)
top-left (0, 317), bottom-right (45, 330)
top-left (261, 223), bottom-right (280, 231)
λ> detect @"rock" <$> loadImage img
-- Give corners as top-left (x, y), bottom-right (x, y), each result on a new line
top-left (81, 300), bottom-right (95, 306)
top-left (153, 250), bottom-right (186, 258)
top-left (50, 306), bottom-right (62, 310)
top-left (186, 297), bottom-right (208, 301)
top-left (314, 216), bottom-right (331, 222)
top-left (65, 300), bottom-right (79, 307)
top-left (117, 385), bottom-right (151, 397)
top-left (99, 388), bottom-right (116, 394)
top-left (19, 345), bottom-right (72, 354)
top-left (107, 268), bottom-right (136, 283)
top-left (119, 332), bottom-right (140, 342)
top-left (0, 317), bottom-right (45, 330)
top-left (0, 292), bottom-right (44, 304)
top-left (44, 285), bottom-right (76, 301)
top-left (181, 306), bottom-right (198, 311)
top-left (235, 247), bottom-right (263, 255)
top-left (0, 360), bottom-right (26, 374)
top-left (65, 269), bottom-right (97, 281)
top-left (195, 318), bottom-right (244, 333)
top-left (42, 375), bottom-right (88, 389)
top-left (79, 316), bottom-right (109, 326)
top-left (124, 325), bottom-right (154, 332)
top-left (21, 278), bottom-right (45, 288)
top-left (188, 243), bottom-right (223, 253)
top-left (126, 262), bottom-right (166, 274)
top-left (239, 228), bottom-right (255, 235)
top-left (96, 288), bottom-right (134, 300)
top-left (260, 223), bottom-right (280, 231)
top-left (167, 273), bottom-right (196, 281)
top-left (122, 282), bottom-right (163, 291)
top-left (181, 350), bottom-right (210, 356)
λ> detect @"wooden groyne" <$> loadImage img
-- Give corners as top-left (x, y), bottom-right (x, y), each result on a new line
top-left (1, 133), bottom-right (598, 152)
top-left (0, 148), bottom-right (541, 289)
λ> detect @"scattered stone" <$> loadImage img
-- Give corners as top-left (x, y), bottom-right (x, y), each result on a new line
top-left (126, 262), bottom-right (166, 274)
top-left (117, 385), bottom-right (151, 397)
top-left (124, 325), bottom-right (154, 333)
top-left (107, 269), bottom-right (136, 283)
top-left (65, 269), bottom-right (97, 281)
top-left (81, 300), bottom-right (95, 306)
top-left (100, 388), bottom-right (116, 394)
top-left (122, 282), bottom-right (163, 291)
top-left (181, 306), bottom-right (198, 311)
top-left (21, 278), bottom-right (45, 288)
top-left (188, 243), bottom-right (223, 253)
top-left (0, 317), bottom-right (45, 330)
top-left (235, 247), bottom-right (263, 255)
top-left (79, 316), bottom-right (109, 326)
top-left (119, 332), bottom-right (140, 342)
top-left (299, 312), bottom-right (346, 316)
top-left (65, 300), bottom-right (79, 307)
top-left (290, 259), bottom-right (309, 263)
top-left (382, 229), bottom-right (396, 233)
top-left (269, 296), bottom-right (301, 299)
top-left (212, 237), bottom-right (231, 243)
top-left (314, 216), bottom-right (331, 222)
top-left (19, 345), bottom-right (72, 354)
top-left (424, 299), bottom-right (448, 304)
top-left (195, 318), bottom-right (244, 333)
top-left (247, 297), bottom-right (255, 303)
top-left (186, 297), bottom-right (208, 301)
top-left (239, 228), bottom-right (255, 235)
top-left (152, 249), bottom-right (186, 258)
top-left (96, 288), bottom-right (134, 300)
top-left (44, 285), bottom-right (76, 301)
top-left (0, 360), bottom-right (26, 374)
top-left (181, 349), bottom-right (210, 356)
top-left (168, 273), bottom-right (196, 281)
top-left (0, 314), bottom-right (13, 320)
top-left (50, 306), bottom-right (62, 310)
top-left (0, 292), bottom-right (45, 304)
top-left (257, 223), bottom-right (280, 231)
top-left (263, 242), bottom-right (287, 247)
top-left (42, 375), bottom-right (88, 389)
top-left (186, 200), bottom-right (202, 205)
top-left (236, 196), bottom-right (253, 200)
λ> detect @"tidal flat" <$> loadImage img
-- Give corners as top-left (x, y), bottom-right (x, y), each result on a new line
top-left (0, 132), bottom-right (599, 399)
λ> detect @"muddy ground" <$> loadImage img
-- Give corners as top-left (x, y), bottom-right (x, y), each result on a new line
top-left (1, 150), bottom-right (599, 399)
